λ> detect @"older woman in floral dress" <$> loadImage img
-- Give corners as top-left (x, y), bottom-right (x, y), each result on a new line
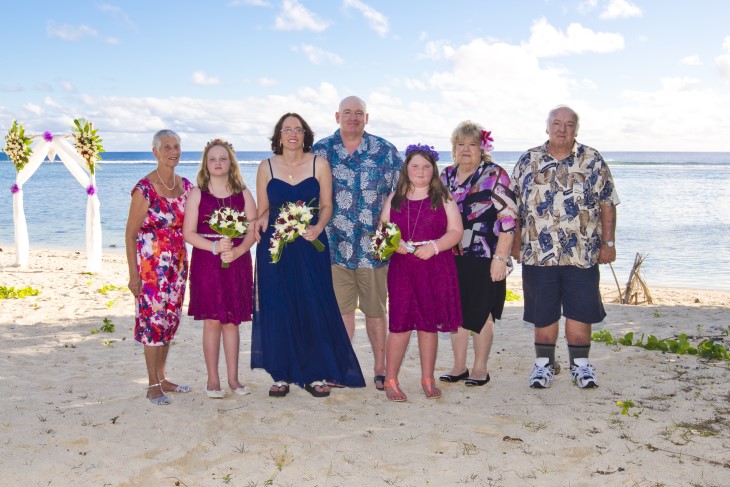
top-left (438, 121), bottom-right (517, 387)
top-left (125, 129), bottom-right (194, 405)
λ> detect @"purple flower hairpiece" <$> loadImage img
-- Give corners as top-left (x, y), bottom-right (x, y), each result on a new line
top-left (86, 185), bottom-right (96, 196)
top-left (480, 130), bottom-right (494, 152)
top-left (404, 143), bottom-right (440, 162)
top-left (43, 131), bottom-right (54, 142)
top-left (11, 183), bottom-right (20, 194)
top-left (206, 138), bottom-right (234, 151)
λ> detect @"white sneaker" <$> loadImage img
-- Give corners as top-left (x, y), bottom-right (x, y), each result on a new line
top-left (570, 358), bottom-right (598, 388)
top-left (529, 357), bottom-right (555, 389)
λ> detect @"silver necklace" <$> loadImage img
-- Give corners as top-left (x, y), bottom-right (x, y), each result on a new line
top-left (156, 168), bottom-right (176, 191)
top-left (406, 197), bottom-right (426, 246)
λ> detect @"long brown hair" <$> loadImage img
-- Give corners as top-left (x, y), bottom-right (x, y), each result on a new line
top-left (391, 148), bottom-right (452, 211)
top-left (196, 139), bottom-right (246, 194)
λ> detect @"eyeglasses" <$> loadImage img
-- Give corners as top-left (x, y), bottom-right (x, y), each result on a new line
top-left (281, 128), bottom-right (305, 135)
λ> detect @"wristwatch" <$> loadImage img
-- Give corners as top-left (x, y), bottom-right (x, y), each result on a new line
top-left (601, 240), bottom-right (615, 248)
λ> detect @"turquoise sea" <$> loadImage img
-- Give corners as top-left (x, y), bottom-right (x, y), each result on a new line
top-left (1, 151), bottom-right (729, 291)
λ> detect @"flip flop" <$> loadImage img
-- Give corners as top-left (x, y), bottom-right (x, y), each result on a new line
top-left (373, 375), bottom-right (385, 391)
top-left (269, 381), bottom-right (289, 397)
top-left (304, 381), bottom-right (330, 398)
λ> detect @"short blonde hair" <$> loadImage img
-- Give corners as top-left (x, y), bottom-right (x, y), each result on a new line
top-left (450, 120), bottom-right (493, 164)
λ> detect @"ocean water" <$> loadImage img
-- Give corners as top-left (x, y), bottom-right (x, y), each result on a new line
top-left (1, 151), bottom-right (729, 291)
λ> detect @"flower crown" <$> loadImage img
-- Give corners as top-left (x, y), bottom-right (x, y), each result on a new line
top-left (404, 143), bottom-right (439, 162)
top-left (480, 130), bottom-right (494, 152)
top-left (206, 138), bottom-right (234, 151)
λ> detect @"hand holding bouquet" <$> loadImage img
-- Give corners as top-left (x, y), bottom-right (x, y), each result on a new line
top-left (269, 200), bottom-right (324, 263)
top-left (208, 207), bottom-right (249, 268)
top-left (370, 221), bottom-right (402, 261)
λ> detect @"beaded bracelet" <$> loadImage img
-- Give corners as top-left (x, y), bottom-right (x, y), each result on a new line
top-left (211, 240), bottom-right (218, 255)
top-left (494, 255), bottom-right (509, 264)
top-left (431, 240), bottom-right (439, 255)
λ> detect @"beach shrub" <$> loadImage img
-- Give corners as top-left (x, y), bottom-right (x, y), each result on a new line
top-left (0, 285), bottom-right (40, 299)
top-left (97, 284), bottom-right (125, 295)
top-left (91, 318), bottom-right (115, 334)
top-left (505, 289), bottom-right (521, 301)
top-left (592, 330), bottom-right (729, 363)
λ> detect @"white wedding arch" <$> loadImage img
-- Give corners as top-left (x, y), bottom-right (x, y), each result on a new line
top-left (5, 120), bottom-right (103, 272)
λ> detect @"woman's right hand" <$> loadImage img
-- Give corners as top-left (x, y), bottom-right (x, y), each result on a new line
top-left (128, 274), bottom-right (142, 296)
top-left (217, 237), bottom-right (233, 253)
top-left (253, 217), bottom-right (268, 243)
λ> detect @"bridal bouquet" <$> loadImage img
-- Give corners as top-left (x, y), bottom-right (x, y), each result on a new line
top-left (208, 207), bottom-right (249, 268)
top-left (370, 221), bottom-right (402, 261)
top-left (269, 200), bottom-right (324, 263)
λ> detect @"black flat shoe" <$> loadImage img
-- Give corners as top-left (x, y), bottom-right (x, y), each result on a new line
top-left (439, 369), bottom-right (469, 382)
top-left (464, 374), bottom-right (491, 387)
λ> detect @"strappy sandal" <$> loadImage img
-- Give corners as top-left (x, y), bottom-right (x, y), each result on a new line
top-left (146, 383), bottom-right (170, 406)
top-left (269, 381), bottom-right (289, 397)
top-left (161, 377), bottom-right (192, 393)
top-left (421, 378), bottom-right (442, 399)
top-left (383, 379), bottom-right (407, 402)
top-left (304, 380), bottom-right (330, 398)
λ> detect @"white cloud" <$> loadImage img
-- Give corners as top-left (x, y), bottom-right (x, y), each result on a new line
top-left (24, 103), bottom-right (43, 116)
top-left (716, 37), bottom-right (730, 82)
top-left (259, 77), bottom-right (278, 86)
top-left (343, 0), bottom-right (389, 37)
top-left (294, 45), bottom-right (343, 65)
top-left (0, 84), bottom-right (23, 92)
top-left (105, 37), bottom-right (121, 45)
top-left (192, 71), bottom-right (222, 86)
top-left (578, 0), bottom-right (598, 14)
top-left (275, 0), bottom-right (329, 32)
top-left (98, 3), bottom-right (135, 28)
top-left (47, 22), bottom-right (98, 41)
top-left (526, 18), bottom-right (624, 57)
top-left (403, 78), bottom-right (427, 91)
top-left (229, 0), bottom-right (270, 6)
top-left (59, 80), bottom-right (76, 93)
top-left (680, 55), bottom-right (701, 66)
top-left (44, 97), bottom-right (63, 109)
top-left (600, 0), bottom-right (642, 20)
top-left (419, 40), bottom-right (455, 60)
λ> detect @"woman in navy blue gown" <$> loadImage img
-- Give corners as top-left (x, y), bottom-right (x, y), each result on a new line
top-left (251, 113), bottom-right (365, 397)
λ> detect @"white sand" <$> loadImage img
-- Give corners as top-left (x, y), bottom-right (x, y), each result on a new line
top-left (0, 248), bottom-right (728, 486)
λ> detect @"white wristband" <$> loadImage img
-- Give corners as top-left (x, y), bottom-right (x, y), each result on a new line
top-left (211, 240), bottom-right (218, 255)
top-left (431, 240), bottom-right (439, 255)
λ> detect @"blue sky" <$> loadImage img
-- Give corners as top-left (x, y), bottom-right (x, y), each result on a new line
top-left (2, 0), bottom-right (729, 151)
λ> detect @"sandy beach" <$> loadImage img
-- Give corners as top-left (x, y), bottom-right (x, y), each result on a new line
top-left (0, 248), bottom-right (728, 487)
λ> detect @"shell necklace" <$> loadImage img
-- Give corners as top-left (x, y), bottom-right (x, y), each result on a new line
top-left (156, 168), bottom-right (176, 191)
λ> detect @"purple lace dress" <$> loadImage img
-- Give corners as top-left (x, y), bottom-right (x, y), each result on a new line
top-left (387, 197), bottom-right (462, 333)
top-left (187, 190), bottom-right (253, 325)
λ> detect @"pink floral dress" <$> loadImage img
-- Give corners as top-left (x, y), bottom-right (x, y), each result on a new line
top-left (132, 177), bottom-right (193, 346)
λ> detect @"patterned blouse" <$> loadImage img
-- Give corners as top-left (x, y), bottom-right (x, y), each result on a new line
top-left (441, 160), bottom-right (517, 258)
top-left (312, 129), bottom-right (402, 269)
top-left (510, 141), bottom-right (620, 268)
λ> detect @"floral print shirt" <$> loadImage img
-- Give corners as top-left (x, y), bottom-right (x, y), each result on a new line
top-left (312, 129), bottom-right (402, 269)
top-left (441, 161), bottom-right (517, 258)
top-left (510, 141), bottom-right (620, 268)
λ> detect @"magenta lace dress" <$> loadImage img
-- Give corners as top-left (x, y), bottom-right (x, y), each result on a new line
top-left (387, 197), bottom-right (462, 333)
top-left (188, 190), bottom-right (254, 325)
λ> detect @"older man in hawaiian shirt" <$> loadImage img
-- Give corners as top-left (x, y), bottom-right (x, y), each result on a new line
top-left (511, 105), bottom-right (619, 390)
top-left (312, 96), bottom-right (402, 391)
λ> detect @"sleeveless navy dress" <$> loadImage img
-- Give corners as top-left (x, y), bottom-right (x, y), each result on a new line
top-left (251, 158), bottom-right (365, 388)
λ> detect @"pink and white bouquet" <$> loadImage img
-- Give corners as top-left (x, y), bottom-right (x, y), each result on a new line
top-left (370, 221), bottom-right (402, 261)
top-left (269, 200), bottom-right (324, 263)
top-left (208, 207), bottom-right (249, 268)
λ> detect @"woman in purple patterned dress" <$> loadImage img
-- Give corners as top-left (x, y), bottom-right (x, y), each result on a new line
top-left (379, 144), bottom-right (463, 402)
top-left (438, 121), bottom-right (517, 388)
top-left (125, 130), bottom-right (193, 406)
top-left (183, 139), bottom-right (256, 398)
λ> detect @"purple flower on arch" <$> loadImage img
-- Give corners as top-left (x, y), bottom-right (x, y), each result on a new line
top-left (11, 183), bottom-right (20, 194)
top-left (86, 185), bottom-right (96, 196)
top-left (43, 131), bottom-right (54, 142)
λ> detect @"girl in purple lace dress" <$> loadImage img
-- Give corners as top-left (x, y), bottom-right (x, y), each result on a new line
top-left (379, 144), bottom-right (463, 402)
top-left (183, 139), bottom-right (257, 398)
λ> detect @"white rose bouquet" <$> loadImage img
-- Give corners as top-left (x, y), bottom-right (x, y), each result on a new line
top-left (269, 200), bottom-right (324, 264)
top-left (370, 221), bottom-right (402, 261)
top-left (208, 207), bottom-right (249, 268)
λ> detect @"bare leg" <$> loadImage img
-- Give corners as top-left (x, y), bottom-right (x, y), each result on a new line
top-left (203, 320), bottom-right (223, 391)
top-left (565, 318), bottom-right (592, 346)
top-left (366, 315), bottom-right (387, 377)
top-left (221, 324), bottom-right (242, 389)
top-left (144, 345), bottom-right (164, 399)
top-left (446, 327), bottom-right (469, 376)
top-left (535, 321), bottom-right (560, 346)
top-left (341, 311), bottom-right (356, 340)
top-left (470, 317), bottom-right (494, 380)
top-left (417, 331), bottom-right (441, 398)
top-left (384, 331), bottom-right (410, 401)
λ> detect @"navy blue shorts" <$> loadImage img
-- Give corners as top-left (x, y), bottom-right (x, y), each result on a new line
top-left (522, 265), bottom-right (606, 328)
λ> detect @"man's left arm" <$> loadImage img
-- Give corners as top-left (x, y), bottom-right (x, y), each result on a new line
top-left (598, 203), bottom-right (616, 264)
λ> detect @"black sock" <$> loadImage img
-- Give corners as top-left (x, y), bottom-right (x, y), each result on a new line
top-left (568, 344), bottom-right (590, 367)
top-left (534, 343), bottom-right (556, 367)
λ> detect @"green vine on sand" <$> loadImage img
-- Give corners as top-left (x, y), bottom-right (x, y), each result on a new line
top-left (592, 330), bottom-right (730, 362)
top-left (0, 285), bottom-right (40, 299)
